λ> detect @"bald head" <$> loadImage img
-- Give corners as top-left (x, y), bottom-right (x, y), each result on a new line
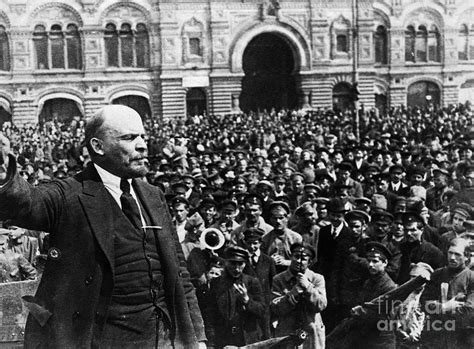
top-left (85, 105), bottom-right (148, 178)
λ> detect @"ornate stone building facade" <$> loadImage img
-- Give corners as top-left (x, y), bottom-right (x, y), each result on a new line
top-left (0, 0), bottom-right (473, 124)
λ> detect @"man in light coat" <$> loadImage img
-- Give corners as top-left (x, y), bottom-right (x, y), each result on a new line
top-left (271, 242), bottom-right (327, 348)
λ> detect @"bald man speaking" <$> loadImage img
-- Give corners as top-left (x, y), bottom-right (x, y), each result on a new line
top-left (0, 105), bottom-right (206, 349)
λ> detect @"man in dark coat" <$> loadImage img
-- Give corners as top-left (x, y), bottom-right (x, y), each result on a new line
top-left (205, 246), bottom-right (265, 348)
top-left (388, 164), bottom-right (410, 197)
top-left (331, 210), bottom-right (371, 321)
top-left (398, 211), bottom-right (445, 284)
top-left (313, 197), bottom-right (351, 332)
top-left (0, 105), bottom-right (206, 348)
top-left (350, 242), bottom-right (398, 349)
top-left (420, 237), bottom-right (474, 349)
top-left (242, 227), bottom-right (276, 339)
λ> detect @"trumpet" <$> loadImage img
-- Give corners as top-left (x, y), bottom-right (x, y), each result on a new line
top-left (199, 228), bottom-right (226, 251)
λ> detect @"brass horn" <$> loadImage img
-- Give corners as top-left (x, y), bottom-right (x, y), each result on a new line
top-left (199, 228), bottom-right (225, 251)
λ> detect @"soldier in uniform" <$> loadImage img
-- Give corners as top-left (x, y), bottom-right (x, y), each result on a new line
top-left (261, 201), bottom-right (303, 274)
top-left (350, 241), bottom-right (398, 349)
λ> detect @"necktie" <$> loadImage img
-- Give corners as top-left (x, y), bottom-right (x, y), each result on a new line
top-left (252, 254), bottom-right (258, 266)
top-left (120, 179), bottom-right (142, 230)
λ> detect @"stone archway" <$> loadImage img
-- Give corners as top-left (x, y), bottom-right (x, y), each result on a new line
top-left (112, 95), bottom-right (151, 120)
top-left (240, 33), bottom-right (298, 112)
top-left (38, 98), bottom-right (82, 124)
top-left (407, 81), bottom-right (440, 108)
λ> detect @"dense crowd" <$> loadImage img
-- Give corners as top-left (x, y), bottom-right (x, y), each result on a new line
top-left (0, 103), bottom-right (473, 348)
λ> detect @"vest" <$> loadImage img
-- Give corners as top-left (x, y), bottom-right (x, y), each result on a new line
top-left (105, 193), bottom-right (169, 333)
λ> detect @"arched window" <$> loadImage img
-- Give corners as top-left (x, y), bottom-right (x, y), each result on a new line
top-left (416, 25), bottom-right (427, 62)
top-left (66, 24), bottom-right (82, 69)
top-left (104, 22), bottom-right (149, 68)
top-left (0, 25), bottom-right (10, 71)
top-left (34, 25), bottom-right (48, 69)
top-left (50, 25), bottom-right (65, 68)
top-left (375, 25), bottom-right (388, 64)
top-left (105, 23), bottom-right (118, 67)
top-left (135, 23), bottom-right (149, 67)
top-left (336, 34), bottom-right (348, 52)
top-left (120, 23), bottom-right (133, 67)
top-left (33, 24), bottom-right (82, 70)
top-left (428, 25), bottom-right (440, 62)
top-left (405, 25), bottom-right (415, 62)
top-left (458, 25), bottom-right (468, 60)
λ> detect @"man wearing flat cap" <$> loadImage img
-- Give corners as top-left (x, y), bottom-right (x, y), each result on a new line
top-left (367, 210), bottom-right (402, 281)
top-left (205, 246), bottom-right (265, 348)
top-left (335, 161), bottom-right (363, 198)
top-left (255, 180), bottom-right (276, 222)
top-left (398, 211), bottom-right (444, 284)
top-left (261, 201), bottom-right (303, 274)
top-left (196, 197), bottom-right (218, 228)
top-left (231, 193), bottom-right (273, 245)
top-left (242, 228), bottom-right (276, 339)
top-left (350, 241), bottom-right (398, 349)
top-left (439, 203), bottom-right (473, 255)
top-left (426, 168), bottom-right (452, 211)
top-left (331, 210), bottom-right (371, 320)
top-left (271, 242), bottom-right (327, 348)
top-left (209, 199), bottom-right (240, 243)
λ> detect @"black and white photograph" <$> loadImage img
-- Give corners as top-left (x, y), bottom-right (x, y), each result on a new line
top-left (0, 0), bottom-right (473, 348)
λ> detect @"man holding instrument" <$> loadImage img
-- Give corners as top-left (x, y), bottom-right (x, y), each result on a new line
top-left (271, 242), bottom-right (327, 348)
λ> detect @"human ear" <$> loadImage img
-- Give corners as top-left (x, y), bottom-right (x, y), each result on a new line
top-left (90, 138), bottom-right (104, 156)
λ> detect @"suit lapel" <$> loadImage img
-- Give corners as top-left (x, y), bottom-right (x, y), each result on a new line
top-left (78, 165), bottom-right (116, 274)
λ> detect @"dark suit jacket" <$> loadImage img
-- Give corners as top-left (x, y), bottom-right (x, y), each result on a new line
top-left (243, 253), bottom-right (276, 304)
top-left (206, 272), bottom-right (265, 347)
top-left (0, 157), bottom-right (205, 348)
top-left (314, 224), bottom-right (351, 293)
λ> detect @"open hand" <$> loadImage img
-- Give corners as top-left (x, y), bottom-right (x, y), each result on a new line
top-left (233, 283), bottom-right (249, 304)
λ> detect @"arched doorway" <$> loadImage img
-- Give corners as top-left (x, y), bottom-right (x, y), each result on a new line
top-left (0, 102), bottom-right (11, 126)
top-left (240, 33), bottom-right (298, 112)
top-left (332, 82), bottom-right (353, 112)
top-left (39, 98), bottom-right (82, 124)
top-left (407, 81), bottom-right (440, 108)
top-left (186, 88), bottom-right (207, 116)
top-left (375, 94), bottom-right (387, 114)
top-left (112, 95), bottom-right (151, 119)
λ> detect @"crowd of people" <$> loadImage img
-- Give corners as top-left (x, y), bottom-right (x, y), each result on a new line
top-left (0, 102), bottom-right (473, 348)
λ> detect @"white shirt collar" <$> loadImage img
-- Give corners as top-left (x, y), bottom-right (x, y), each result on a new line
top-left (94, 164), bottom-right (123, 195)
top-left (93, 163), bottom-right (138, 213)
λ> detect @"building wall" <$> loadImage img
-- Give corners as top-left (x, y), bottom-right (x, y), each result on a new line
top-left (0, 0), bottom-right (473, 125)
